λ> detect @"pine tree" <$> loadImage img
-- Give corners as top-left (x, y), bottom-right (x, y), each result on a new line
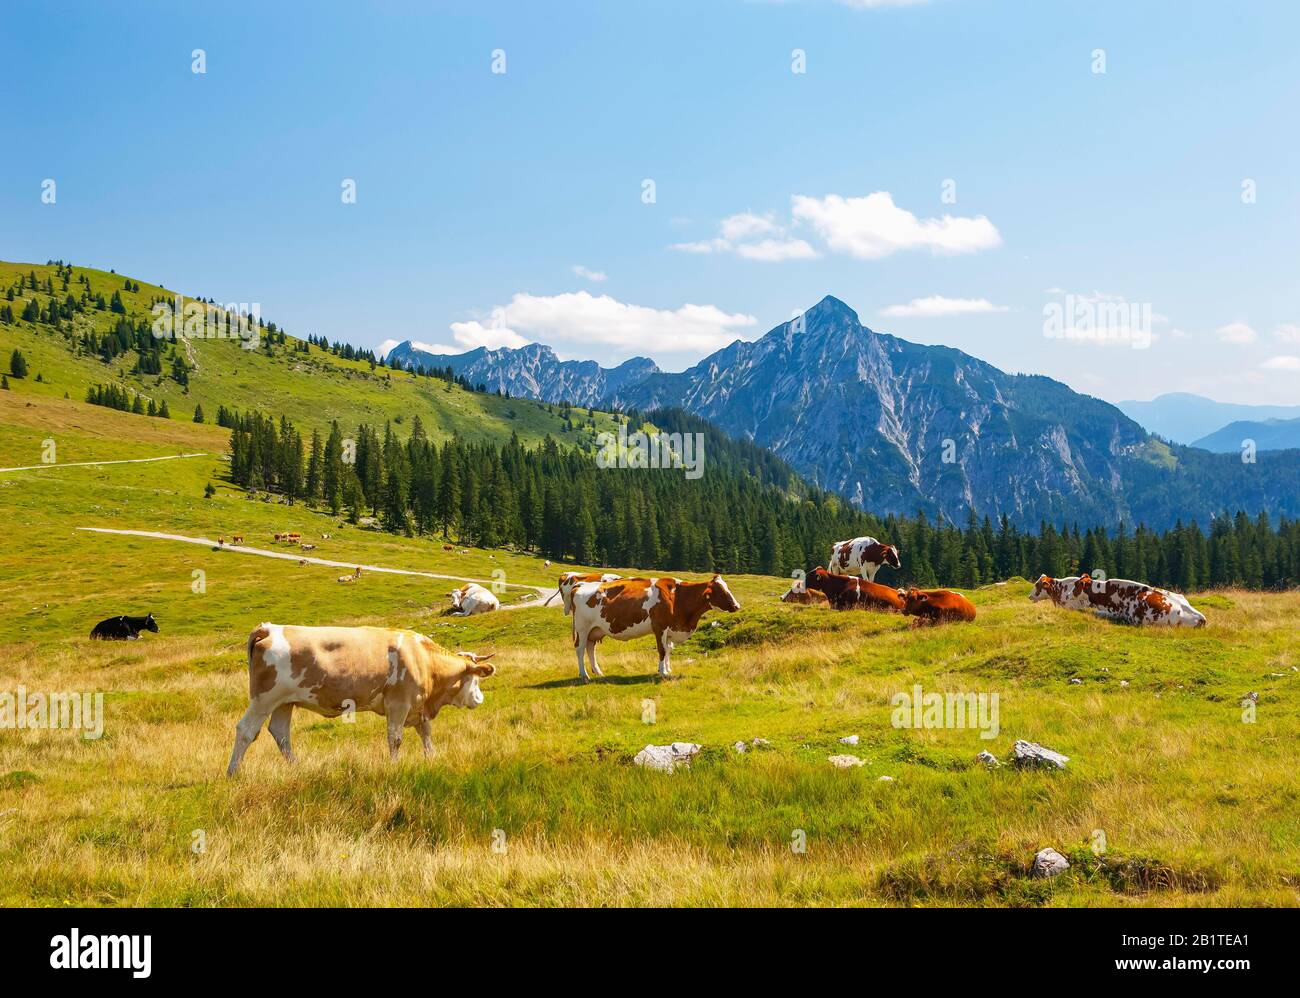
top-left (9, 349), bottom-right (27, 378)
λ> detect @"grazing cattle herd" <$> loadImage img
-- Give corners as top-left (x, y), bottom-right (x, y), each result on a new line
top-left (83, 529), bottom-right (1211, 771)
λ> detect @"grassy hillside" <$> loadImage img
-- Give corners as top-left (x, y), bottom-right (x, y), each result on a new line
top-left (0, 391), bottom-right (1297, 906)
top-left (0, 259), bottom-right (621, 449)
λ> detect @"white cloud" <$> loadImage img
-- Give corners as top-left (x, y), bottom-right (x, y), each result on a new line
top-left (791, 192), bottom-right (1002, 259)
top-left (378, 338), bottom-right (400, 357)
top-left (1261, 355), bottom-right (1300, 371)
top-left (438, 292), bottom-right (757, 361)
top-left (879, 295), bottom-right (1010, 318)
top-left (1216, 321), bottom-right (1257, 344)
top-left (1272, 323), bottom-right (1300, 343)
top-left (735, 237), bottom-right (819, 261)
top-left (571, 264), bottom-right (607, 282)
top-left (670, 211), bottom-right (819, 263)
top-left (720, 212), bottom-right (781, 241)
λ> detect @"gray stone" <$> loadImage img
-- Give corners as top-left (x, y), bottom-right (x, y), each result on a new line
top-left (976, 750), bottom-right (999, 767)
top-left (1032, 847), bottom-right (1070, 879)
top-left (828, 754), bottom-right (866, 768)
top-left (634, 742), bottom-right (701, 773)
top-left (1012, 739), bottom-right (1069, 770)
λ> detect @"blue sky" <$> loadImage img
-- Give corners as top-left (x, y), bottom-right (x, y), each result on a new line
top-left (3, 0), bottom-right (1298, 403)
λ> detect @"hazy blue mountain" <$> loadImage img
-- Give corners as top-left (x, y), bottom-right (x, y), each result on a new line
top-left (385, 340), bottom-right (660, 408)
top-left (1116, 392), bottom-right (1300, 445)
top-left (1192, 416), bottom-right (1300, 454)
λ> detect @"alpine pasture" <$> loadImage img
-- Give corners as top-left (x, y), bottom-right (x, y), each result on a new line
top-left (1, 388), bottom-right (1297, 906)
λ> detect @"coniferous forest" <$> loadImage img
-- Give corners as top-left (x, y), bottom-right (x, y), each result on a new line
top-left (225, 404), bottom-right (1300, 591)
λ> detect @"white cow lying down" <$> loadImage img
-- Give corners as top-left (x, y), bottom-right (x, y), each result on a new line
top-left (444, 582), bottom-right (499, 616)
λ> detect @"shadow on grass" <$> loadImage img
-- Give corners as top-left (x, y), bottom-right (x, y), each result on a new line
top-left (527, 673), bottom-right (669, 690)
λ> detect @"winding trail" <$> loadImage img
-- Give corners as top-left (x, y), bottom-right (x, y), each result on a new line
top-left (76, 527), bottom-right (556, 611)
top-left (0, 452), bottom-right (209, 474)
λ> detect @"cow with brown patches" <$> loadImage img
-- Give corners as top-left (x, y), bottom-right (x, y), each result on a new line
top-left (827, 536), bottom-right (902, 582)
top-left (805, 566), bottom-right (905, 612)
top-left (226, 623), bottom-right (495, 775)
top-left (1030, 573), bottom-right (1206, 627)
top-left (544, 571), bottom-right (622, 615)
top-left (900, 587), bottom-right (976, 625)
top-left (569, 575), bottom-right (740, 680)
top-left (780, 586), bottom-right (830, 606)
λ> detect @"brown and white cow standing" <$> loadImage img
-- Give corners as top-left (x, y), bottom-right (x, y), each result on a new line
top-left (544, 571), bottom-right (622, 615)
top-left (227, 624), bottom-right (495, 775)
top-left (805, 566), bottom-right (905, 612)
top-left (1030, 574), bottom-right (1206, 627)
top-left (569, 575), bottom-right (740, 680)
top-left (900, 587), bottom-right (977, 625)
top-left (827, 536), bottom-right (902, 582)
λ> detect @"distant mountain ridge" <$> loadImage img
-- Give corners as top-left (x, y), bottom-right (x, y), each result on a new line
top-left (1192, 416), bottom-right (1300, 454)
top-left (386, 297), bottom-right (1300, 530)
top-left (386, 340), bottom-right (659, 407)
top-left (1117, 393), bottom-right (1300, 446)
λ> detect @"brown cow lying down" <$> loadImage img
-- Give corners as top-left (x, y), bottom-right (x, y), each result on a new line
top-left (227, 624), bottom-right (495, 775)
top-left (780, 587), bottom-right (830, 606)
top-left (806, 567), bottom-right (905, 612)
top-left (900, 587), bottom-right (977, 625)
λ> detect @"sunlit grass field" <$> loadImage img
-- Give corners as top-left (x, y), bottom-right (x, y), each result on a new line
top-left (1, 391), bottom-right (1298, 906)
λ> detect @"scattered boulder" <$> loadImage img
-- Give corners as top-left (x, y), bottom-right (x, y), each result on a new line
top-left (1012, 739), bottom-right (1069, 770)
top-left (877, 775), bottom-right (895, 782)
top-left (976, 750), bottom-right (999, 767)
top-left (1031, 847), bottom-right (1070, 879)
top-left (1069, 678), bottom-right (1082, 685)
top-left (839, 734), bottom-right (859, 746)
top-left (634, 742), bottom-right (701, 773)
top-left (733, 741), bottom-right (747, 753)
top-left (828, 754), bottom-right (866, 768)
top-left (1120, 680), bottom-right (1129, 687)
top-left (750, 737), bottom-right (772, 748)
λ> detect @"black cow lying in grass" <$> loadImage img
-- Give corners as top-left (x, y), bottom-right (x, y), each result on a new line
top-left (89, 613), bottom-right (159, 640)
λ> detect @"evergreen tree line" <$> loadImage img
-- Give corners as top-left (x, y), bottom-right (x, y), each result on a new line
top-left (86, 383), bottom-right (171, 418)
top-left (223, 410), bottom-right (1300, 590)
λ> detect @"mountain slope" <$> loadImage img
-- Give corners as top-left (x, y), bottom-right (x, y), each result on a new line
top-left (386, 340), bottom-right (660, 407)
top-left (1116, 393), bottom-right (1300, 445)
top-left (0, 260), bottom-right (621, 450)
top-left (1192, 416), bottom-right (1300, 454)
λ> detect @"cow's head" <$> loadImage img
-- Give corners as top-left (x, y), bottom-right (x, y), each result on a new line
top-left (450, 652), bottom-right (496, 709)
top-left (1029, 575), bottom-right (1055, 602)
top-left (143, 613), bottom-right (159, 632)
top-left (707, 575), bottom-right (741, 613)
top-left (879, 544), bottom-right (902, 571)
top-left (901, 587), bottom-right (927, 615)
top-left (447, 587), bottom-right (465, 609)
top-left (807, 566), bottom-right (831, 590)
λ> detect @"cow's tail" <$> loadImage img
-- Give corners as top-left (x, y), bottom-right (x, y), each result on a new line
top-left (247, 624), bottom-right (271, 668)
top-left (542, 587), bottom-right (561, 607)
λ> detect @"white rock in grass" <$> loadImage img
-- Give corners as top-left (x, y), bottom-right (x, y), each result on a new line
top-left (1120, 680), bottom-right (1129, 687)
top-left (1012, 739), bottom-right (1069, 770)
top-left (828, 754), bottom-right (866, 768)
top-left (634, 742), bottom-right (701, 773)
top-left (733, 741), bottom-right (747, 753)
top-left (976, 750), bottom-right (999, 767)
top-left (877, 775), bottom-right (895, 782)
top-left (750, 738), bottom-right (772, 748)
top-left (1032, 847), bottom-right (1070, 879)
top-left (1069, 678), bottom-right (1083, 685)
top-left (840, 734), bottom-right (859, 745)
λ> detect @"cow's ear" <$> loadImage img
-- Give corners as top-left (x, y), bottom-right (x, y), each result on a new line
top-left (470, 663), bottom-right (495, 678)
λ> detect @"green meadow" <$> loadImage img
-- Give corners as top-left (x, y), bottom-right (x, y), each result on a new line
top-left (0, 386), bottom-right (1297, 906)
